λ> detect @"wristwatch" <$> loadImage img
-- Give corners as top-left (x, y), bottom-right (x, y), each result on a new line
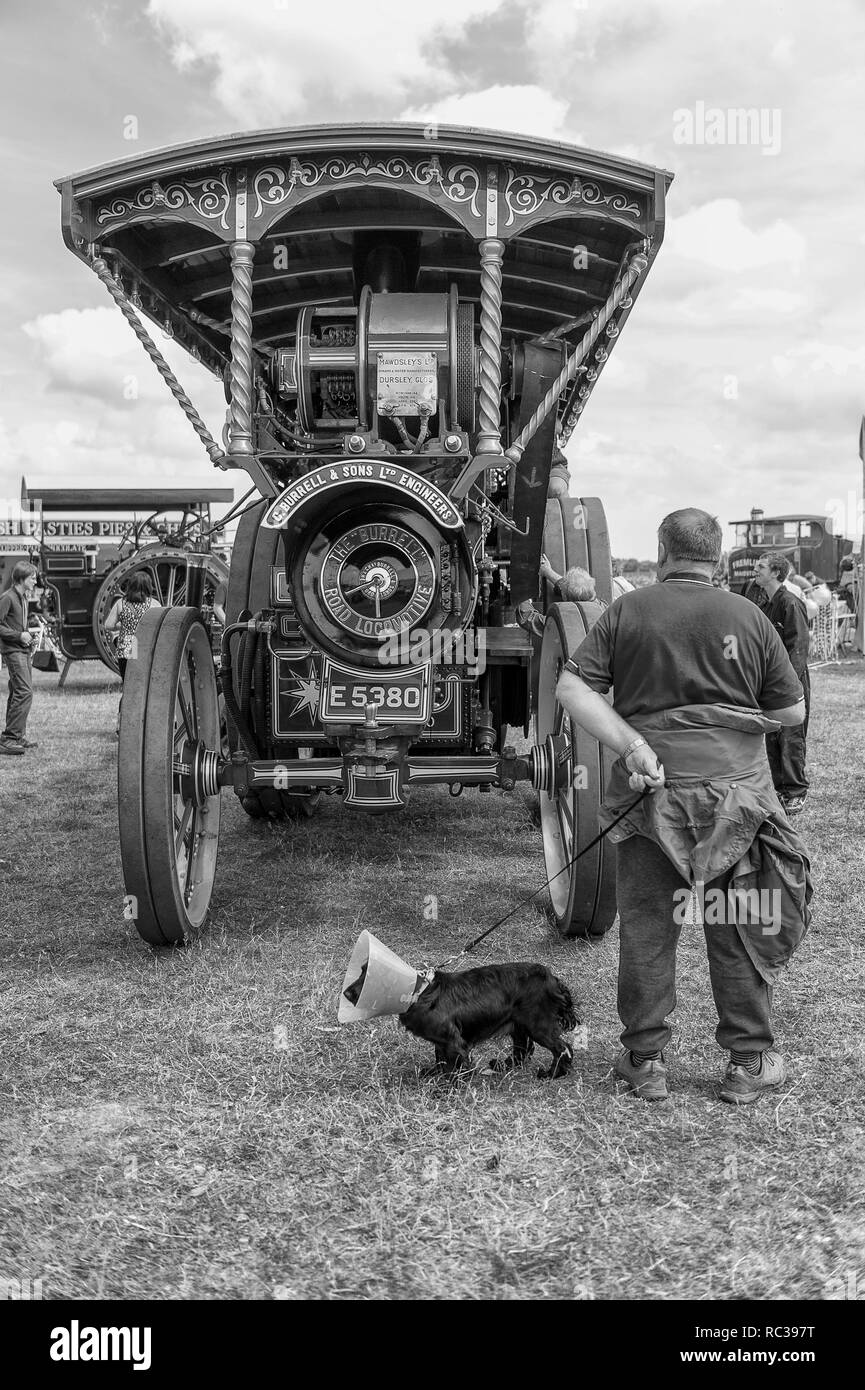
top-left (621, 735), bottom-right (647, 767)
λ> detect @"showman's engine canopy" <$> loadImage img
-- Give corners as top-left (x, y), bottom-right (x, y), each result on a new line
top-left (55, 125), bottom-right (672, 947)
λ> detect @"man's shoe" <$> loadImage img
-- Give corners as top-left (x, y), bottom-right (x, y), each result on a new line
top-left (0, 737), bottom-right (25, 756)
top-left (13, 737), bottom-right (37, 749)
top-left (782, 795), bottom-right (806, 815)
top-left (720, 1050), bottom-right (786, 1105)
top-left (614, 1050), bottom-right (668, 1101)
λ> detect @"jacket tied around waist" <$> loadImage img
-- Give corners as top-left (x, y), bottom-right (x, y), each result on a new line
top-left (599, 703), bottom-right (812, 982)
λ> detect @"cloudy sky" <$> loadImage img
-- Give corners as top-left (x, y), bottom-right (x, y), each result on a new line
top-left (1, 0), bottom-right (863, 555)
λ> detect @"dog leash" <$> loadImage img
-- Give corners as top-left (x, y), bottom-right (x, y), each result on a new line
top-left (438, 788), bottom-right (651, 967)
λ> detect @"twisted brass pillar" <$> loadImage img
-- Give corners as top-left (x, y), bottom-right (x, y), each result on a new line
top-left (475, 237), bottom-right (506, 457)
top-left (228, 240), bottom-right (256, 457)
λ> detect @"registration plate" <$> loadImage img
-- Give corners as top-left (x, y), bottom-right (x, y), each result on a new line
top-left (319, 658), bottom-right (431, 723)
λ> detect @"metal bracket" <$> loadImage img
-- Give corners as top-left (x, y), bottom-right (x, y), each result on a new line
top-left (470, 485), bottom-right (530, 537)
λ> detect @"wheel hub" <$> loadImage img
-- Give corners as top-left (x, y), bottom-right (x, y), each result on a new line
top-left (358, 558), bottom-right (399, 600)
top-left (529, 732), bottom-right (572, 798)
top-left (174, 739), bottom-right (221, 807)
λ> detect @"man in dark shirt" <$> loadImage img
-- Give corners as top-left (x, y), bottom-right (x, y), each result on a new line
top-left (0, 561), bottom-right (38, 754)
top-left (750, 553), bottom-right (810, 812)
top-left (555, 508), bottom-right (809, 1105)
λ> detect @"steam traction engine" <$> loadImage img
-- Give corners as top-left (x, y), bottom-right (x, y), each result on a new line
top-left (13, 481), bottom-right (231, 682)
top-left (56, 125), bottom-right (671, 946)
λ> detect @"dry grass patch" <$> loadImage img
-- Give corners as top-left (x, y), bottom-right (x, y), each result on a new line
top-left (1, 659), bottom-right (863, 1299)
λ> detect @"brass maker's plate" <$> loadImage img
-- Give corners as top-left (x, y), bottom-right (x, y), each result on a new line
top-left (376, 352), bottom-right (437, 417)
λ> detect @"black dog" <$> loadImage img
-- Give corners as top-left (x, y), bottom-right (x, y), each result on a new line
top-left (398, 963), bottom-right (578, 1079)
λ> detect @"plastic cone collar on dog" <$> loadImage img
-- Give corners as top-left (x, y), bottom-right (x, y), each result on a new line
top-left (338, 930), bottom-right (431, 1023)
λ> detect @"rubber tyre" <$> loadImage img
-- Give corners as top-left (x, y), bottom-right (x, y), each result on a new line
top-left (118, 606), bottom-right (170, 945)
top-left (536, 601), bottom-right (617, 938)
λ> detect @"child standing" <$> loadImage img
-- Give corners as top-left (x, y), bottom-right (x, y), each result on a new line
top-left (104, 572), bottom-right (161, 732)
top-left (0, 561), bottom-right (38, 754)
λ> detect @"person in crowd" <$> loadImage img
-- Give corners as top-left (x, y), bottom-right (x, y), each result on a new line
top-left (516, 556), bottom-right (599, 637)
top-left (104, 572), bottom-right (161, 733)
top-left (545, 557), bottom-right (636, 600)
top-left (539, 554), bottom-right (598, 602)
top-left (838, 556), bottom-right (857, 611)
top-left (0, 561), bottom-right (39, 755)
top-left (786, 572), bottom-right (819, 620)
top-left (611, 565), bottom-right (636, 598)
top-left (555, 509), bottom-right (810, 1105)
top-left (212, 578), bottom-right (228, 628)
top-left (742, 574), bottom-right (766, 609)
top-left (803, 572), bottom-right (832, 607)
top-left (546, 445), bottom-right (571, 498)
top-left (541, 555), bottom-right (638, 602)
top-left (744, 564), bottom-right (812, 616)
top-left (749, 553), bottom-right (810, 813)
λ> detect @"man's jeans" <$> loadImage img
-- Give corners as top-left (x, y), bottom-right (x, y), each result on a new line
top-left (766, 666), bottom-right (809, 798)
top-left (2, 650), bottom-right (33, 739)
top-left (616, 833), bottom-right (774, 1055)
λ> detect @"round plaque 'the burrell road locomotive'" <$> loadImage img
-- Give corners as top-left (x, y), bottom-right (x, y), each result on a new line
top-left (55, 123), bottom-right (672, 946)
top-left (286, 490), bottom-right (474, 666)
top-left (319, 521), bottom-right (436, 639)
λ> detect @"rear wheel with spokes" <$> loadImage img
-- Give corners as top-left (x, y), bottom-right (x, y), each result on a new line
top-left (93, 545), bottom-right (229, 672)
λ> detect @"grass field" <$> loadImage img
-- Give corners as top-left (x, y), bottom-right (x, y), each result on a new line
top-left (1, 658), bottom-right (863, 1301)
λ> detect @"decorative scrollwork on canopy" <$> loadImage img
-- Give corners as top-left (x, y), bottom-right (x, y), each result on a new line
top-left (96, 172), bottom-right (233, 232)
top-left (251, 155), bottom-right (482, 225)
top-left (503, 167), bottom-right (641, 227)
